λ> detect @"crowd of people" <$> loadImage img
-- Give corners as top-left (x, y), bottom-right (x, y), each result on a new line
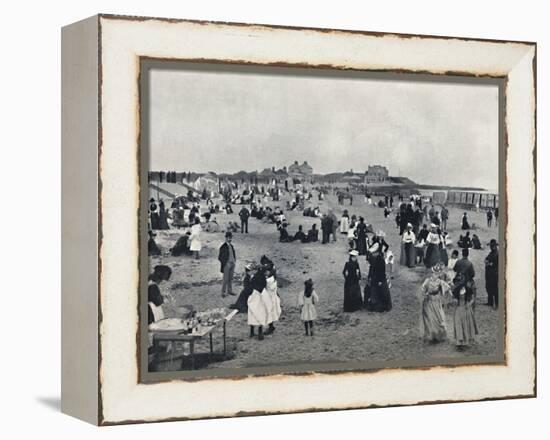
top-left (148, 188), bottom-right (500, 354)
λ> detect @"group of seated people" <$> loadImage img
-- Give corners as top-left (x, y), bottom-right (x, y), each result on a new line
top-left (278, 223), bottom-right (319, 243)
top-left (458, 231), bottom-right (483, 249)
top-left (303, 206), bottom-right (321, 217)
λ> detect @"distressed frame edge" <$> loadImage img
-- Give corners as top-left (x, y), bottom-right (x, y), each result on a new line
top-left (60, 14), bottom-right (101, 425)
top-left (94, 15), bottom-right (537, 425)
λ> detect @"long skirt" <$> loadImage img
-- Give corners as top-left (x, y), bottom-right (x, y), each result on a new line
top-left (400, 242), bottom-right (416, 267)
top-left (364, 281), bottom-right (392, 312)
top-left (421, 296), bottom-right (447, 342)
top-left (453, 303), bottom-right (478, 346)
top-left (340, 217), bottom-right (350, 234)
top-left (233, 288), bottom-right (252, 313)
top-left (158, 211), bottom-right (170, 229)
top-left (424, 243), bottom-right (441, 268)
top-left (263, 288), bottom-right (282, 324)
top-left (356, 236), bottom-right (367, 255)
top-left (439, 247), bottom-right (449, 266)
top-left (343, 280), bottom-right (363, 312)
top-left (247, 290), bottom-right (268, 326)
top-left (150, 212), bottom-right (160, 230)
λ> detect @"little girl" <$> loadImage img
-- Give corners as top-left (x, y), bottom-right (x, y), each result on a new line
top-left (297, 279), bottom-right (319, 336)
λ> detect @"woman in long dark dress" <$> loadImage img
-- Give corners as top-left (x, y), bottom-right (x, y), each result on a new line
top-left (231, 264), bottom-right (254, 313)
top-left (342, 250), bottom-right (363, 312)
top-left (148, 230), bottom-right (161, 256)
top-left (461, 212), bottom-right (470, 230)
top-left (158, 200), bottom-right (170, 230)
top-left (356, 217), bottom-right (368, 256)
top-left (364, 243), bottom-right (392, 312)
top-left (149, 198), bottom-right (160, 230)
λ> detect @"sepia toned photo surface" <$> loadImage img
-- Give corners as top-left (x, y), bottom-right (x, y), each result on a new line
top-left (140, 60), bottom-right (505, 380)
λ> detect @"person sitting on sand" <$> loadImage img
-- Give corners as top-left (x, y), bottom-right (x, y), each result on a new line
top-left (471, 234), bottom-right (483, 250)
top-left (307, 224), bottom-right (319, 242)
top-left (170, 231), bottom-right (192, 256)
top-left (293, 225), bottom-right (307, 243)
top-left (148, 230), bottom-right (161, 256)
top-left (279, 223), bottom-right (292, 243)
top-left (458, 232), bottom-right (473, 249)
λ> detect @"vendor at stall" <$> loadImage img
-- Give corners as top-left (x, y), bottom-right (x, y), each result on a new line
top-left (148, 265), bottom-right (173, 324)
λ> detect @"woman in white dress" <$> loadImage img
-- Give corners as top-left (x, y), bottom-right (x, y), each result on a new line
top-left (297, 279), bottom-right (319, 336)
top-left (340, 210), bottom-right (350, 234)
top-left (189, 217), bottom-right (202, 259)
top-left (262, 269), bottom-right (281, 335)
top-left (247, 268), bottom-right (268, 340)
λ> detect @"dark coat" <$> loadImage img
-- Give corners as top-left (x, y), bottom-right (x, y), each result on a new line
top-left (218, 242), bottom-right (236, 273)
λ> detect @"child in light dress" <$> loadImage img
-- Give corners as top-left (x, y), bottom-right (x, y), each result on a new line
top-left (297, 279), bottom-right (319, 336)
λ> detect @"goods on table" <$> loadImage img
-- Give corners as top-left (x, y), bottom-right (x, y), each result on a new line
top-left (196, 308), bottom-right (227, 326)
top-left (149, 308), bottom-right (228, 334)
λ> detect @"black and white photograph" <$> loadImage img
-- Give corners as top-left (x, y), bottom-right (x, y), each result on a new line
top-left (143, 62), bottom-right (504, 375)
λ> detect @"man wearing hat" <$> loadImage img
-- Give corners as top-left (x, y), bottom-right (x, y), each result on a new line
top-left (218, 232), bottom-right (237, 297)
top-left (485, 239), bottom-right (499, 309)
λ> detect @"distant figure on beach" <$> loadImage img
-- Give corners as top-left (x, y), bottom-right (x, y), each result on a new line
top-left (298, 279), bottom-right (319, 336)
top-left (340, 210), bottom-right (350, 234)
top-left (458, 232), bottom-right (472, 249)
top-left (189, 217), bottom-right (202, 259)
top-left (307, 224), bottom-right (319, 242)
top-left (364, 243), bottom-right (392, 312)
top-left (218, 232), bottom-right (237, 297)
top-left (293, 225), bottom-right (307, 243)
top-left (356, 217), bottom-right (368, 255)
top-left (400, 223), bottom-right (416, 268)
top-left (424, 224), bottom-right (441, 269)
top-left (158, 200), bottom-right (170, 230)
top-left (486, 209), bottom-right (493, 227)
top-left (149, 198), bottom-right (160, 230)
top-left (239, 206), bottom-right (250, 234)
top-left (440, 205), bottom-right (449, 230)
top-left (320, 214), bottom-right (333, 244)
top-left (148, 230), bottom-right (161, 256)
top-left (471, 234), bottom-right (482, 250)
top-left (461, 212), bottom-right (471, 230)
top-left (342, 250), bottom-right (363, 312)
top-left (485, 239), bottom-right (499, 309)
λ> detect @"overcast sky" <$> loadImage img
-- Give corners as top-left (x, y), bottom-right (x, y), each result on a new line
top-left (147, 64), bottom-right (499, 190)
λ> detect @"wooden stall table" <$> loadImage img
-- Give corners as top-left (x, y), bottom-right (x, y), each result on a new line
top-left (150, 309), bottom-right (238, 370)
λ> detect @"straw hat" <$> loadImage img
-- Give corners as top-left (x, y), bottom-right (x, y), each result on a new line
top-left (376, 230), bottom-right (386, 237)
top-left (406, 223), bottom-right (413, 228)
top-left (349, 250), bottom-right (359, 256)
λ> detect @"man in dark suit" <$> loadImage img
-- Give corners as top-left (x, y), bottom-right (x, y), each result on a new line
top-left (239, 206), bottom-right (250, 234)
top-left (485, 239), bottom-right (499, 309)
top-left (218, 232), bottom-right (237, 297)
top-left (453, 248), bottom-right (477, 304)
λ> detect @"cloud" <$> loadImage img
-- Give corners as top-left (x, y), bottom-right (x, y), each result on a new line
top-left (148, 65), bottom-right (498, 189)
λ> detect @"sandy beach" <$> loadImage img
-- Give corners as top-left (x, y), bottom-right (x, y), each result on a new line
top-left (150, 192), bottom-right (501, 371)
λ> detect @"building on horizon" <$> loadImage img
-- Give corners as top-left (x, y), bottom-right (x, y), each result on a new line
top-left (364, 165), bottom-right (389, 184)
